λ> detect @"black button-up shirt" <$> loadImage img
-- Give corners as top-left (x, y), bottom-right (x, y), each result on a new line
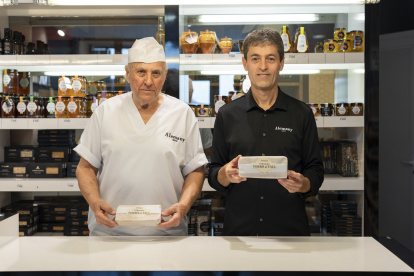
top-left (208, 88), bottom-right (324, 236)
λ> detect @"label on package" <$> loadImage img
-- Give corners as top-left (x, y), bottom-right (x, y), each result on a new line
top-left (67, 101), bottom-right (77, 112)
top-left (27, 102), bottom-right (37, 114)
top-left (17, 102), bottom-right (27, 114)
top-left (20, 77), bottom-right (29, 88)
top-left (3, 75), bottom-right (11, 85)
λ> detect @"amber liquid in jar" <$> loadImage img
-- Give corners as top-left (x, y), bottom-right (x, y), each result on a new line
top-left (308, 103), bottom-right (320, 117)
top-left (337, 40), bottom-right (351, 53)
top-left (18, 72), bottom-right (30, 95)
top-left (334, 28), bottom-right (347, 41)
top-left (72, 76), bottom-right (86, 97)
top-left (58, 76), bottom-right (71, 97)
top-left (335, 103), bottom-right (349, 116)
top-left (46, 97), bottom-right (56, 118)
top-left (26, 96), bottom-right (38, 118)
top-left (3, 69), bottom-right (18, 94)
top-left (281, 26), bottom-right (293, 53)
top-left (55, 96), bottom-right (67, 118)
top-left (1, 96), bottom-right (15, 118)
top-left (67, 96), bottom-right (80, 118)
top-left (296, 27), bottom-right (309, 53)
top-left (324, 39), bottom-right (338, 53)
top-left (196, 104), bottom-right (210, 117)
top-left (350, 103), bottom-right (364, 116)
top-left (349, 30), bottom-right (364, 52)
top-left (16, 96), bottom-right (27, 118)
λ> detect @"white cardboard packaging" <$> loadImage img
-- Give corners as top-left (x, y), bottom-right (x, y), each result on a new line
top-left (238, 156), bottom-right (288, 179)
top-left (115, 205), bottom-right (162, 226)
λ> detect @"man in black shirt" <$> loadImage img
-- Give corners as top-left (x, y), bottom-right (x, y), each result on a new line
top-left (208, 29), bottom-right (324, 236)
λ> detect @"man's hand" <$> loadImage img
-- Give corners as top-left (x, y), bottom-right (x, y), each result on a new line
top-left (157, 203), bottom-right (186, 229)
top-left (91, 199), bottom-right (118, 228)
top-left (218, 155), bottom-right (247, 187)
top-left (277, 170), bottom-right (310, 193)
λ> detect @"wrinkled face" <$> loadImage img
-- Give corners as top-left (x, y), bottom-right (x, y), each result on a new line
top-left (242, 43), bottom-right (284, 93)
top-left (125, 62), bottom-right (167, 105)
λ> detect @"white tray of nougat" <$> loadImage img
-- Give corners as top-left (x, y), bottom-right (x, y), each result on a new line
top-left (115, 205), bottom-right (161, 226)
top-left (238, 156), bottom-right (288, 179)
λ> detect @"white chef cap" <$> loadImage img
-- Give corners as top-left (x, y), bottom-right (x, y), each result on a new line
top-left (128, 37), bottom-right (166, 64)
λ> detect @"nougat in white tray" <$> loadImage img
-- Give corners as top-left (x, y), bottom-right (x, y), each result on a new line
top-left (115, 205), bottom-right (161, 226)
top-left (238, 156), bottom-right (288, 179)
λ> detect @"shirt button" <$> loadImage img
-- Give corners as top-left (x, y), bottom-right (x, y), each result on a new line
top-left (262, 153), bottom-right (265, 156)
top-left (262, 133), bottom-right (266, 137)
top-left (264, 114), bottom-right (267, 117)
top-left (260, 218), bottom-right (263, 222)
top-left (260, 196), bottom-right (264, 199)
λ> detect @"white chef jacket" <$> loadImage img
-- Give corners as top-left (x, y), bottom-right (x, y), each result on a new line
top-left (74, 92), bottom-right (207, 236)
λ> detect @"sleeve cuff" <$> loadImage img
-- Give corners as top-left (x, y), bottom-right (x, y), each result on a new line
top-left (182, 154), bottom-right (208, 177)
top-left (207, 166), bottom-right (231, 193)
top-left (73, 144), bottom-right (101, 169)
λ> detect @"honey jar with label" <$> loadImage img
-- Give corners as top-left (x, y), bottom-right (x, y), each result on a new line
top-left (71, 76), bottom-right (86, 97)
top-left (16, 96), bottom-right (27, 118)
top-left (1, 95), bottom-right (15, 118)
top-left (87, 81), bottom-right (98, 95)
top-left (26, 96), bottom-right (38, 118)
top-left (308, 103), bottom-right (320, 117)
top-left (3, 69), bottom-right (18, 94)
top-left (281, 26), bottom-right (293, 53)
top-left (314, 42), bottom-right (324, 53)
top-left (320, 103), bottom-right (334, 116)
top-left (67, 96), bottom-right (83, 118)
top-left (58, 76), bottom-right (73, 97)
top-left (55, 96), bottom-right (67, 118)
top-left (334, 28), bottom-right (347, 41)
top-left (180, 29), bottom-right (198, 54)
top-left (218, 37), bottom-right (233, 54)
top-left (18, 72), bottom-right (30, 95)
top-left (350, 102), bottom-right (364, 116)
top-left (349, 30), bottom-right (364, 52)
top-left (337, 39), bottom-right (352, 53)
top-left (324, 39), bottom-right (338, 53)
top-left (198, 30), bottom-right (216, 54)
top-left (46, 97), bottom-right (55, 118)
top-left (335, 103), bottom-right (349, 116)
top-left (196, 104), bottom-right (210, 117)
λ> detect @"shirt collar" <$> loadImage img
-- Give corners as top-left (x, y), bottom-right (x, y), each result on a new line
top-left (245, 87), bottom-right (288, 112)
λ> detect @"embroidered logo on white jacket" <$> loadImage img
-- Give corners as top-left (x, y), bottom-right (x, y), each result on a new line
top-left (165, 132), bottom-right (185, 143)
top-left (275, 126), bottom-right (293, 133)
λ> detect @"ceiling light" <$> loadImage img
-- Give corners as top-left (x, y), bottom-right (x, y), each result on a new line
top-left (57, 30), bottom-right (65, 37)
top-left (44, 71), bottom-right (126, 76)
top-left (198, 14), bottom-right (319, 24)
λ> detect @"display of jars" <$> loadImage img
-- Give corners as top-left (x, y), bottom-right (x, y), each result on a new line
top-left (58, 76), bottom-right (73, 97)
top-left (198, 30), bottom-right (216, 54)
top-left (67, 96), bottom-right (84, 118)
top-left (180, 29), bottom-right (198, 54)
top-left (218, 37), bottom-right (233, 54)
top-left (3, 69), bottom-right (18, 94)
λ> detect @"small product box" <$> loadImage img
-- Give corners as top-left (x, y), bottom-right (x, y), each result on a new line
top-left (115, 205), bottom-right (161, 226)
top-left (238, 156), bottom-right (288, 179)
top-left (0, 163), bottom-right (30, 178)
top-left (5, 146), bottom-right (36, 162)
top-left (67, 162), bottom-right (78, 177)
top-left (28, 163), bottom-right (67, 178)
top-left (35, 147), bottom-right (70, 163)
top-left (335, 141), bottom-right (358, 177)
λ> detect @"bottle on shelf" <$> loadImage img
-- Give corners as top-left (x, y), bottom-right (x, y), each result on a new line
top-left (3, 69), bottom-right (18, 94)
top-left (296, 27), bottom-right (309, 53)
top-left (26, 96), bottom-right (38, 118)
top-left (16, 96), bottom-right (27, 118)
top-left (1, 96), bottom-right (15, 118)
top-left (26, 42), bottom-right (35, 55)
top-left (46, 97), bottom-right (55, 118)
top-left (155, 16), bottom-right (165, 49)
top-left (13, 31), bottom-right (21, 55)
top-left (281, 26), bottom-right (293, 53)
top-left (2, 28), bottom-right (14, 55)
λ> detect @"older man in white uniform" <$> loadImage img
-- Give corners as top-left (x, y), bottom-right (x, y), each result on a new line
top-left (74, 37), bottom-right (207, 236)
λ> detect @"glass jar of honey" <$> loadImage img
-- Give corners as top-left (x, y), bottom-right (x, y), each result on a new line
top-left (1, 95), bottom-right (15, 118)
top-left (3, 69), bottom-right (18, 94)
top-left (71, 76), bottom-right (86, 97)
top-left (314, 42), bottom-right (324, 53)
top-left (87, 81), bottom-right (98, 95)
top-left (349, 30), bottom-right (364, 52)
top-left (324, 39), bottom-right (338, 53)
top-left (350, 102), bottom-right (364, 116)
top-left (337, 39), bottom-right (352, 53)
top-left (67, 96), bottom-right (82, 118)
top-left (18, 72), bottom-right (30, 95)
top-left (334, 28), bottom-right (347, 41)
top-left (308, 103), bottom-right (320, 117)
top-left (55, 96), bottom-right (68, 118)
top-left (26, 96), bottom-right (38, 118)
top-left (85, 95), bottom-right (98, 118)
top-left (46, 97), bottom-right (56, 118)
top-left (180, 29), bottom-right (199, 54)
top-left (198, 30), bottom-right (216, 54)
top-left (16, 96), bottom-right (27, 118)
top-left (58, 76), bottom-right (72, 97)
top-left (335, 103), bottom-right (349, 116)
top-left (320, 103), bottom-right (334, 116)
top-left (196, 104), bottom-right (210, 117)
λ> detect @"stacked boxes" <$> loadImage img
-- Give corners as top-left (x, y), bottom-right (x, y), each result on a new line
top-left (319, 141), bottom-right (336, 174)
top-left (1, 202), bottom-right (39, 236)
top-left (330, 201), bottom-right (362, 236)
top-left (318, 140), bottom-right (358, 177)
top-left (64, 202), bottom-right (89, 236)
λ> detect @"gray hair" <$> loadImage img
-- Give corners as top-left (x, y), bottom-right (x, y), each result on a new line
top-left (243, 29), bottom-right (284, 62)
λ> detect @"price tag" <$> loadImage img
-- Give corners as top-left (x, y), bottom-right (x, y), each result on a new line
top-left (32, 119), bottom-right (39, 123)
top-left (67, 183), bottom-right (74, 188)
top-left (11, 119), bottom-right (17, 123)
top-left (198, 118), bottom-right (205, 123)
top-left (64, 119), bottom-right (71, 123)
top-left (340, 117), bottom-right (347, 121)
top-left (17, 183), bottom-right (23, 188)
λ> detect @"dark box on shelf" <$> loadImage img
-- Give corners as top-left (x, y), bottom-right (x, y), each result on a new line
top-left (335, 141), bottom-right (359, 177)
top-left (35, 147), bottom-right (70, 163)
top-left (28, 163), bottom-right (66, 178)
top-left (1, 202), bottom-right (39, 216)
top-left (67, 162), bottom-right (78, 178)
top-left (38, 130), bottom-right (76, 137)
top-left (66, 203), bottom-right (89, 217)
top-left (0, 163), bottom-right (30, 178)
top-left (39, 214), bottom-right (66, 223)
top-left (64, 227), bottom-right (90, 236)
top-left (4, 146), bottom-right (36, 163)
top-left (65, 217), bottom-right (88, 227)
top-left (19, 215), bottom-right (39, 228)
top-left (19, 225), bottom-right (38, 236)
top-left (319, 141), bottom-right (336, 174)
top-left (38, 222), bottom-right (65, 232)
top-left (69, 150), bottom-right (81, 162)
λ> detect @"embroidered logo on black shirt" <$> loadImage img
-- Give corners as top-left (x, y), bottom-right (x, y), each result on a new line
top-left (275, 126), bottom-right (293, 133)
top-left (165, 132), bottom-right (185, 143)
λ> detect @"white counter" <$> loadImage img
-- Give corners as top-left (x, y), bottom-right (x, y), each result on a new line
top-left (0, 236), bottom-right (412, 272)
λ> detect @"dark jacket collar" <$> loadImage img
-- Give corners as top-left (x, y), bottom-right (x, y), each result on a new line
top-left (245, 86), bottom-right (288, 112)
